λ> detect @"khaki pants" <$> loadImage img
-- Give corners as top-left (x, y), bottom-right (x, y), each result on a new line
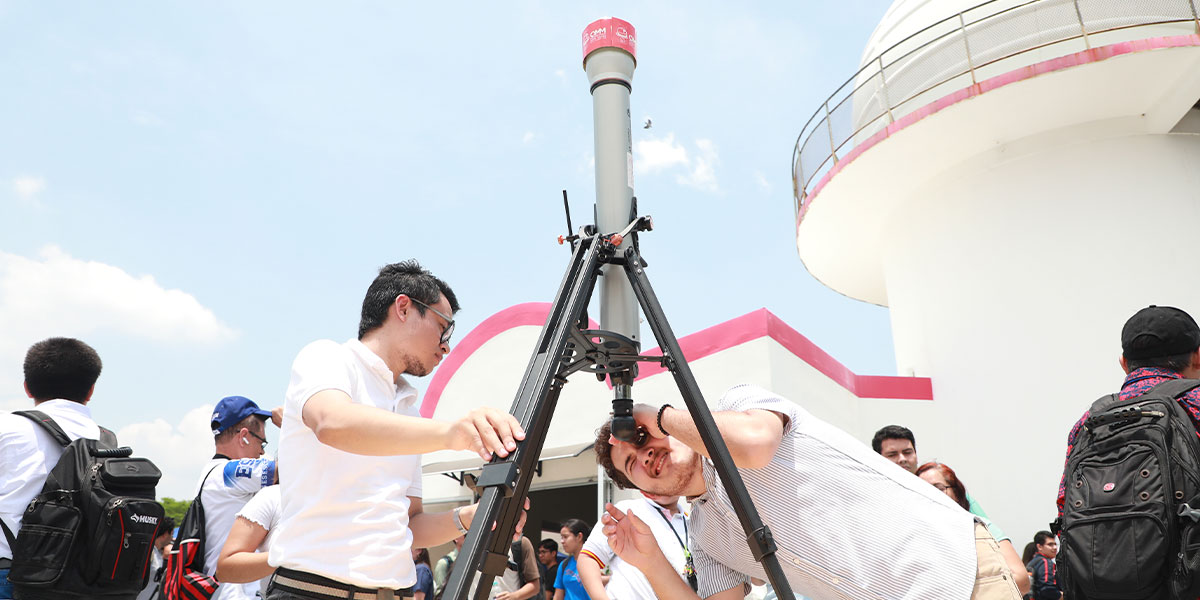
top-left (971, 522), bottom-right (1023, 600)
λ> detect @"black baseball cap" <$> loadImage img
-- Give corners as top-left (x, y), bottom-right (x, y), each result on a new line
top-left (1121, 306), bottom-right (1200, 360)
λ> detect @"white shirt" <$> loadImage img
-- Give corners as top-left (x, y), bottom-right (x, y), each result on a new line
top-left (236, 485), bottom-right (282, 597)
top-left (196, 456), bottom-right (275, 600)
top-left (269, 339), bottom-right (424, 589)
top-left (688, 385), bottom-right (977, 600)
top-left (0, 400), bottom-right (101, 559)
top-left (581, 497), bottom-right (689, 600)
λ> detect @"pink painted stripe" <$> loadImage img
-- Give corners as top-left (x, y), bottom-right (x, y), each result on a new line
top-left (419, 302), bottom-right (596, 417)
top-left (420, 304), bottom-right (932, 417)
top-left (797, 33), bottom-right (1200, 226)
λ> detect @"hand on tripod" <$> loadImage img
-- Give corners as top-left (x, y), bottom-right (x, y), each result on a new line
top-left (447, 407), bottom-right (526, 461)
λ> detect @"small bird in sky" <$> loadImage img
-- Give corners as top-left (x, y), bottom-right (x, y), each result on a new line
top-left (643, 117), bottom-right (652, 129)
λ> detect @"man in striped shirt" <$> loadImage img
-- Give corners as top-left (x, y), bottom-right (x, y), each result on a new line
top-left (595, 385), bottom-right (1022, 600)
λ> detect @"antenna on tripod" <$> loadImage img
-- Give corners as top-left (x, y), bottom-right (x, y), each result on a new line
top-left (583, 17), bottom-right (642, 443)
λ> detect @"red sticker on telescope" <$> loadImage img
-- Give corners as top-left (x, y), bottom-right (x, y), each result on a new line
top-left (582, 18), bottom-right (636, 61)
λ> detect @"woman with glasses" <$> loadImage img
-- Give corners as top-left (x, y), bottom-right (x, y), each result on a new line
top-left (916, 462), bottom-right (1030, 596)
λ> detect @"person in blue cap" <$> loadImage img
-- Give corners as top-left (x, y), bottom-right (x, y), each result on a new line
top-left (198, 394), bottom-right (281, 600)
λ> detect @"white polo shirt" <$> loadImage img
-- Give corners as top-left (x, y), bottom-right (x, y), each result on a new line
top-left (269, 339), bottom-right (423, 589)
top-left (580, 497), bottom-right (689, 600)
top-left (0, 400), bottom-right (101, 559)
top-left (196, 456), bottom-right (275, 600)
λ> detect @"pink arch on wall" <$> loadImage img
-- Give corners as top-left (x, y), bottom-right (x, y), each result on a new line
top-left (420, 303), bottom-right (931, 417)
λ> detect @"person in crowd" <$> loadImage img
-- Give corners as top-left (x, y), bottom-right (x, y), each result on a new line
top-left (871, 425), bottom-right (919, 473)
top-left (137, 516), bottom-right (177, 600)
top-left (915, 462), bottom-right (1030, 596)
top-left (433, 535), bottom-right (464, 597)
top-left (267, 260), bottom-right (526, 600)
top-left (216, 467), bottom-right (283, 598)
top-left (1057, 305), bottom-right (1200, 515)
top-left (871, 423), bottom-right (993, 518)
top-left (554, 519), bottom-right (592, 600)
top-left (596, 384), bottom-right (1023, 600)
top-left (578, 492), bottom-right (691, 599)
top-left (199, 395), bottom-right (280, 600)
top-left (0, 337), bottom-right (105, 600)
top-left (413, 548), bottom-right (434, 600)
top-left (469, 535), bottom-right (540, 600)
top-left (1025, 531), bottom-right (1061, 600)
top-left (537, 539), bottom-right (565, 600)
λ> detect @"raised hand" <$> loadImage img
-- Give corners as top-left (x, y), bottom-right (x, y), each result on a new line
top-left (601, 503), bottom-right (669, 571)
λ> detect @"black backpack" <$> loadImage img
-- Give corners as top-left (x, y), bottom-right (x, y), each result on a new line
top-left (159, 465), bottom-right (220, 600)
top-left (0, 410), bottom-right (164, 600)
top-left (1056, 379), bottom-right (1200, 600)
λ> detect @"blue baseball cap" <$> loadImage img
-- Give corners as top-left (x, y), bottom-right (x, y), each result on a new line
top-left (211, 395), bottom-right (272, 435)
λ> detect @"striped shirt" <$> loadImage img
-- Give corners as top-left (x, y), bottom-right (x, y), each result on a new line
top-left (688, 385), bottom-right (977, 599)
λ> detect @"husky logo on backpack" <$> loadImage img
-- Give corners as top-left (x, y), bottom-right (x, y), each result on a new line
top-left (0, 411), bottom-right (164, 600)
top-left (1055, 379), bottom-right (1200, 600)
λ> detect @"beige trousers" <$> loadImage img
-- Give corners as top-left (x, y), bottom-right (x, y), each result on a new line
top-left (970, 522), bottom-right (1023, 600)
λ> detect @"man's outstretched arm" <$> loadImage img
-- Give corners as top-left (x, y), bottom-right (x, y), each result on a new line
top-left (631, 403), bottom-right (786, 469)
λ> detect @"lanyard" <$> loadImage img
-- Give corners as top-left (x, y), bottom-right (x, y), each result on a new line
top-left (655, 505), bottom-right (697, 591)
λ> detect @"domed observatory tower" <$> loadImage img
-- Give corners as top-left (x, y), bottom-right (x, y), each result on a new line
top-left (792, 0), bottom-right (1200, 536)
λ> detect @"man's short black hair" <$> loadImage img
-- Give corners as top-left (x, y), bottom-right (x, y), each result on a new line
top-left (358, 260), bottom-right (460, 340)
top-left (871, 424), bottom-right (916, 454)
top-left (1034, 530), bottom-right (1055, 546)
top-left (23, 337), bottom-right (102, 403)
top-left (538, 539), bottom-right (558, 553)
top-left (1126, 350), bottom-right (1195, 373)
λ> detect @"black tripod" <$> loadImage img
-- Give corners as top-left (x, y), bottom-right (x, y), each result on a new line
top-left (440, 215), bottom-right (795, 600)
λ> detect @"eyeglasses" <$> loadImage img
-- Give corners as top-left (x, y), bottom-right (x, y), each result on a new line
top-left (409, 297), bottom-right (456, 345)
top-left (247, 429), bottom-right (268, 448)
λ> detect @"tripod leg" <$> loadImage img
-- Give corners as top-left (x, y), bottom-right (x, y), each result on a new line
top-left (441, 235), bottom-right (607, 600)
top-left (621, 248), bottom-right (797, 600)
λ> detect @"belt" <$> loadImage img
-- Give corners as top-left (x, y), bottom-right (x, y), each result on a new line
top-left (271, 568), bottom-right (414, 600)
top-left (0, 557), bottom-right (11, 569)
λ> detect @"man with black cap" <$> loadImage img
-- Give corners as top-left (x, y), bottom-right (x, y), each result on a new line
top-left (199, 395), bottom-right (281, 600)
top-left (1056, 305), bottom-right (1200, 516)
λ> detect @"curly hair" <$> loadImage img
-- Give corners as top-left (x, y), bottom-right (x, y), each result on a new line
top-left (594, 418), bottom-right (636, 490)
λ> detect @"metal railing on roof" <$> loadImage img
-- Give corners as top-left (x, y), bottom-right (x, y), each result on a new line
top-left (792, 0), bottom-right (1200, 214)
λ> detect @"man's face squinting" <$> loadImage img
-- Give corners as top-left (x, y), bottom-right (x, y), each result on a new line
top-left (609, 435), bottom-right (701, 496)
top-left (880, 438), bottom-right (918, 473)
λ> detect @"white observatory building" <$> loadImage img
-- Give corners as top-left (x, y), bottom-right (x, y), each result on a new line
top-left (793, 0), bottom-right (1200, 539)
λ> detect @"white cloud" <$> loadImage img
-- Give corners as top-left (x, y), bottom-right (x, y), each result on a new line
top-left (634, 133), bottom-right (720, 193)
top-left (131, 110), bottom-right (165, 128)
top-left (635, 133), bottom-right (689, 173)
top-left (522, 131), bottom-right (535, 144)
top-left (117, 404), bottom-right (216, 499)
top-left (554, 68), bottom-right (566, 83)
top-left (13, 176), bottom-right (46, 206)
top-left (0, 246), bottom-right (237, 347)
top-left (754, 170), bottom-right (773, 194)
top-left (0, 246), bottom-right (238, 408)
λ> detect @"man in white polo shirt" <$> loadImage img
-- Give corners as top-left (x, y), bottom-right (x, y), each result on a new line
top-left (596, 384), bottom-right (1023, 600)
top-left (267, 260), bottom-right (526, 600)
top-left (578, 492), bottom-right (691, 600)
top-left (0, 338), bottom-right (105, 600)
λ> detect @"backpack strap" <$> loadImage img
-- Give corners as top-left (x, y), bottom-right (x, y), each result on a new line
top-left (511, 539), bottom-right (525, 585)
top-left (0, 515), bottom-right (16, 552)
top-left (1145, 378), bottom-right (1200, 399)
top-left (98, 426), bottom-right (118, 448)
top-left (13, 410), bottom-right (72, 447)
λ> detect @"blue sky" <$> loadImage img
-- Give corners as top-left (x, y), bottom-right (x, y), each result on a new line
top-left (0, 1), bottom-right (896, 498)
